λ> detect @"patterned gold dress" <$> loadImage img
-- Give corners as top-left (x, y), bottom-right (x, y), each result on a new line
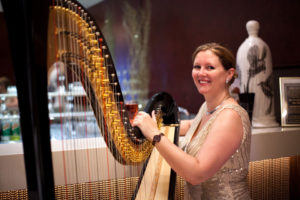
top-left (180, 102), bottom-right (252, 200)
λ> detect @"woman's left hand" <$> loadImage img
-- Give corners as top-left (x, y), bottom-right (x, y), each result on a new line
top-left (132, 111), bottom-right (160, 141)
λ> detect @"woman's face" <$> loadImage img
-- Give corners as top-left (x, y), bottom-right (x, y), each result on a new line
top-left (192, 50), bottom-right (232, 96)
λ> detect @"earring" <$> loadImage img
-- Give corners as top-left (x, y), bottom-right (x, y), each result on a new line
top-left (226, 79), bottom-right (229, 84)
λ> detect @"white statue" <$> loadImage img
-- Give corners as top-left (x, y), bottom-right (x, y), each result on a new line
top-left (236, 20), bottom-right (278, 127)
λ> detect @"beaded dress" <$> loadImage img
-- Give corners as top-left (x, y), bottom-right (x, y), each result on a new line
top-left (180, 102), bottom-right (252, 200)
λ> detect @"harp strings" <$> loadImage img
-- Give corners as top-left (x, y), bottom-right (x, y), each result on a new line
top-left (49, 1), bottom-right (156, 199)
top-left (69, 1), bottom-right (82, 185)
top-left (52, 0), bottom-right (92, 190)
top-left (55, 0), bottom-right (69, 187)
top-left (74, 3), bottom-right (91, 186)
top-left (51, 1), bottom-right (122, 198)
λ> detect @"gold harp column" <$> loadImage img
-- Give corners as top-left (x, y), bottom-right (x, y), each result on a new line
top-left (121, 0), bottom-right (151, 105)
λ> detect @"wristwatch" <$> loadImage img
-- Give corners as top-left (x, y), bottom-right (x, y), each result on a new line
top-left (152, 133), bottom-right (164, 146)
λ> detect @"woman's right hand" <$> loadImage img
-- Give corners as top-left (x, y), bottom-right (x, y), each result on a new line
top-left (132, 111), bottom-right (161, 141)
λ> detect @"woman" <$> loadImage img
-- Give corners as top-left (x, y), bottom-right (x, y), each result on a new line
top-left (133, 43), bottom-right (251, 199)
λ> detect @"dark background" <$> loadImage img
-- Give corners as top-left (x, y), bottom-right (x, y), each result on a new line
top-left (1, 0), bottom-right (300, 121)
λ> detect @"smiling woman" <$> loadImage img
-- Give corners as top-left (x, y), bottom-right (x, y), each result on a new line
top-left (133, 42), bottom-right (252, 199)
top-left (191, 43), bottom-right (236, 111)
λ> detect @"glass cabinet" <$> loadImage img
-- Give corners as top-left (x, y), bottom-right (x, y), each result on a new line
top-left (0, 83), bottom-right (102, 144)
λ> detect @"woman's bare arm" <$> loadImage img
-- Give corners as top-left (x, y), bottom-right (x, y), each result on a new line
top-left (179, 119), bottom-right (193, 136)
top-left (133, 109), bottom-right (244, 185)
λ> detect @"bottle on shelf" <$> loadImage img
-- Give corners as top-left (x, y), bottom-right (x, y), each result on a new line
top-left (10, 112), bottom-right (21, 141)
top-left (1, 112), bottom-right (11, 142)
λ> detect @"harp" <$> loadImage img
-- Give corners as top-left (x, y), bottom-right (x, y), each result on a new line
top-left (1, 0), bottom-right (180, 199)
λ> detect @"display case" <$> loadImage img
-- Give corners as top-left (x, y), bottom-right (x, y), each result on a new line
top-left (0, 83), bottom-right (104, 144)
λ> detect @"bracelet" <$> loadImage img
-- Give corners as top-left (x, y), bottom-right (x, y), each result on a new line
top-left (152, 133), bottom-right (164, 146)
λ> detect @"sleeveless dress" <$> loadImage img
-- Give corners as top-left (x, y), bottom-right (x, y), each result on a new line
top-left (180, 102), bottom-right (252, 200)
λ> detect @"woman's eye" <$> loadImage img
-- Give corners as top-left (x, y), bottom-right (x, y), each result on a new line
top-left (193, 65), bottom-right (201, 69)
top-left (207, 66), bottom-right (215, 70)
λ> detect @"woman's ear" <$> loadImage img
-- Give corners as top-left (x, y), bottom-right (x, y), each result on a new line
top-left (226, 68), bottom-right (235, 81)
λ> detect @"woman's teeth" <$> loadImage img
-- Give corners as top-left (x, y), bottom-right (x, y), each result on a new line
top-left (199, 80), bottom-right (209, 83)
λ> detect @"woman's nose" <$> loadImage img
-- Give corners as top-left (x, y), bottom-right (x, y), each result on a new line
top-left (197, 67), bottom-right (206, 76)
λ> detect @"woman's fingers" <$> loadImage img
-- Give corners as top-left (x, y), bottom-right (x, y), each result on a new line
top-left (151, 110), bottom-right (157, 123)
top-left (132, 111), bottom-right (147, 126)
top-left (131, 110), bottom-right (161, 141)
top-left (133, 111), bottom-right (158, 125)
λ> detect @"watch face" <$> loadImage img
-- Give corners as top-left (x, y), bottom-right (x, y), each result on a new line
top-left (152, 135), bottom-right (160, 145)
top-left (152, 133), bottom-right (164, 145)
top-left (154, 135), bottom-right (160, 142)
